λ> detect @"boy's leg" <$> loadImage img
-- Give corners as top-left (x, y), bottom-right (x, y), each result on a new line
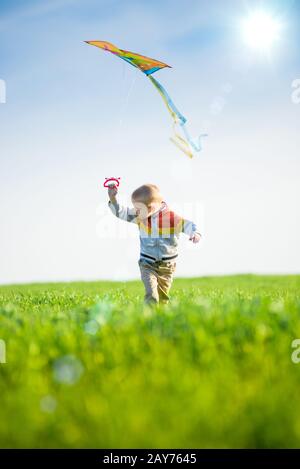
top-left (138, 260), bottom-right (159, 304)
top-left (157, 262), bottom-right (176, 304)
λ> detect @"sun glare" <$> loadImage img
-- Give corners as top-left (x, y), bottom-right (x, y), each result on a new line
top-left (241, 11), bottom-right (282, 52)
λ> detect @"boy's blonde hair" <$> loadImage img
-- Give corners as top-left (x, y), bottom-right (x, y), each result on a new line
top-left (131, 184), bottom-right (163, 206)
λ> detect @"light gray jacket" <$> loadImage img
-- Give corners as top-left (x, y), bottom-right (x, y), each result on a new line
top-left (108, 199), bottom-right (201, 263)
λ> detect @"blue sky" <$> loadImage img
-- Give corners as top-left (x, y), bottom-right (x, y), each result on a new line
top-left (0, 0), bottom-right (299, 284)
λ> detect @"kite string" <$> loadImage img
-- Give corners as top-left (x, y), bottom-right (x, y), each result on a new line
top-left (118, 68), bottom-right (138, 128)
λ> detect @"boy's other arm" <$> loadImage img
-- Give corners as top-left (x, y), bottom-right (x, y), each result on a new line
top-left (182, 218), bottom-right (202, 243)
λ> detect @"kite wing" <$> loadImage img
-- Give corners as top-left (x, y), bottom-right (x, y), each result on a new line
top-left (85, 40), bottom-right (171, 75)
top-left (85, 40), bottom-right (205, 157)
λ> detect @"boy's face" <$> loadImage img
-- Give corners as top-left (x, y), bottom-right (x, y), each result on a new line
top-left (132, 199), bottom-right (161, 219)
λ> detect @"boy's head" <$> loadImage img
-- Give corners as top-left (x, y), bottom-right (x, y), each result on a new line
top-left (131, 184), bottom-right (163, 218)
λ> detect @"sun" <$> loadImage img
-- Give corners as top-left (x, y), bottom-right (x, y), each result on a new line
top-left (241, 11), bottom-right (282, 51)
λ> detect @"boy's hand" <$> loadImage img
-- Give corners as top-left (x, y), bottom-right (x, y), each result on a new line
top-left (189, 232), bottom-right (201, 243)
top-left (108, 183), bottom-right (118, 202)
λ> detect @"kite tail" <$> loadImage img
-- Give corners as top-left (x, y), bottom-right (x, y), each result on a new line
top-left (148, 75), bottom-right (206, 157)
top-left (148, 75), bottom-right (186, 125)
top-left (170, 123), bottom-right (193, 159)
top-left (180, 123), bottom-right (208, 153)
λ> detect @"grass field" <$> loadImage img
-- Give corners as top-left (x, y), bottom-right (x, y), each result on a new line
top-left (0, 275), bottom-right (300, 448)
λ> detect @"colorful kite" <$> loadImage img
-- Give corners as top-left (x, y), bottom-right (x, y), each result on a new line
top-left (85, 40), bottom-right (206, 158)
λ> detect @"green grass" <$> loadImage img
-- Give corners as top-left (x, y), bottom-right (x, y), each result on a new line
top-left (0, 275), bottom-right (300, 448)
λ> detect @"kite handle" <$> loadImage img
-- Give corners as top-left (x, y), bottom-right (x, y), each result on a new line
top-left (103, 177), bottom-right (121, 188)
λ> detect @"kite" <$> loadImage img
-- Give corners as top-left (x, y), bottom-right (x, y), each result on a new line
top-left (85, 40), bottom-right (206, 158)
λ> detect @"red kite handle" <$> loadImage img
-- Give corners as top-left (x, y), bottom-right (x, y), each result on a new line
top-left (103, 177), bottom-right (121, 188)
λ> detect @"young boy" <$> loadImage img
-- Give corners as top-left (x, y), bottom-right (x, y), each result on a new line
top-left (108, 183), bottom-right (201, 304)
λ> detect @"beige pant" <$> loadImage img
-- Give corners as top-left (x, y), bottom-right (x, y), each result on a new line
top-left (138, 259), bottom-right (176, 304)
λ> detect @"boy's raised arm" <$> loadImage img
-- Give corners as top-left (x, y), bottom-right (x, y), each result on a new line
top-left (107, 184), bottom-right (138, 223)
